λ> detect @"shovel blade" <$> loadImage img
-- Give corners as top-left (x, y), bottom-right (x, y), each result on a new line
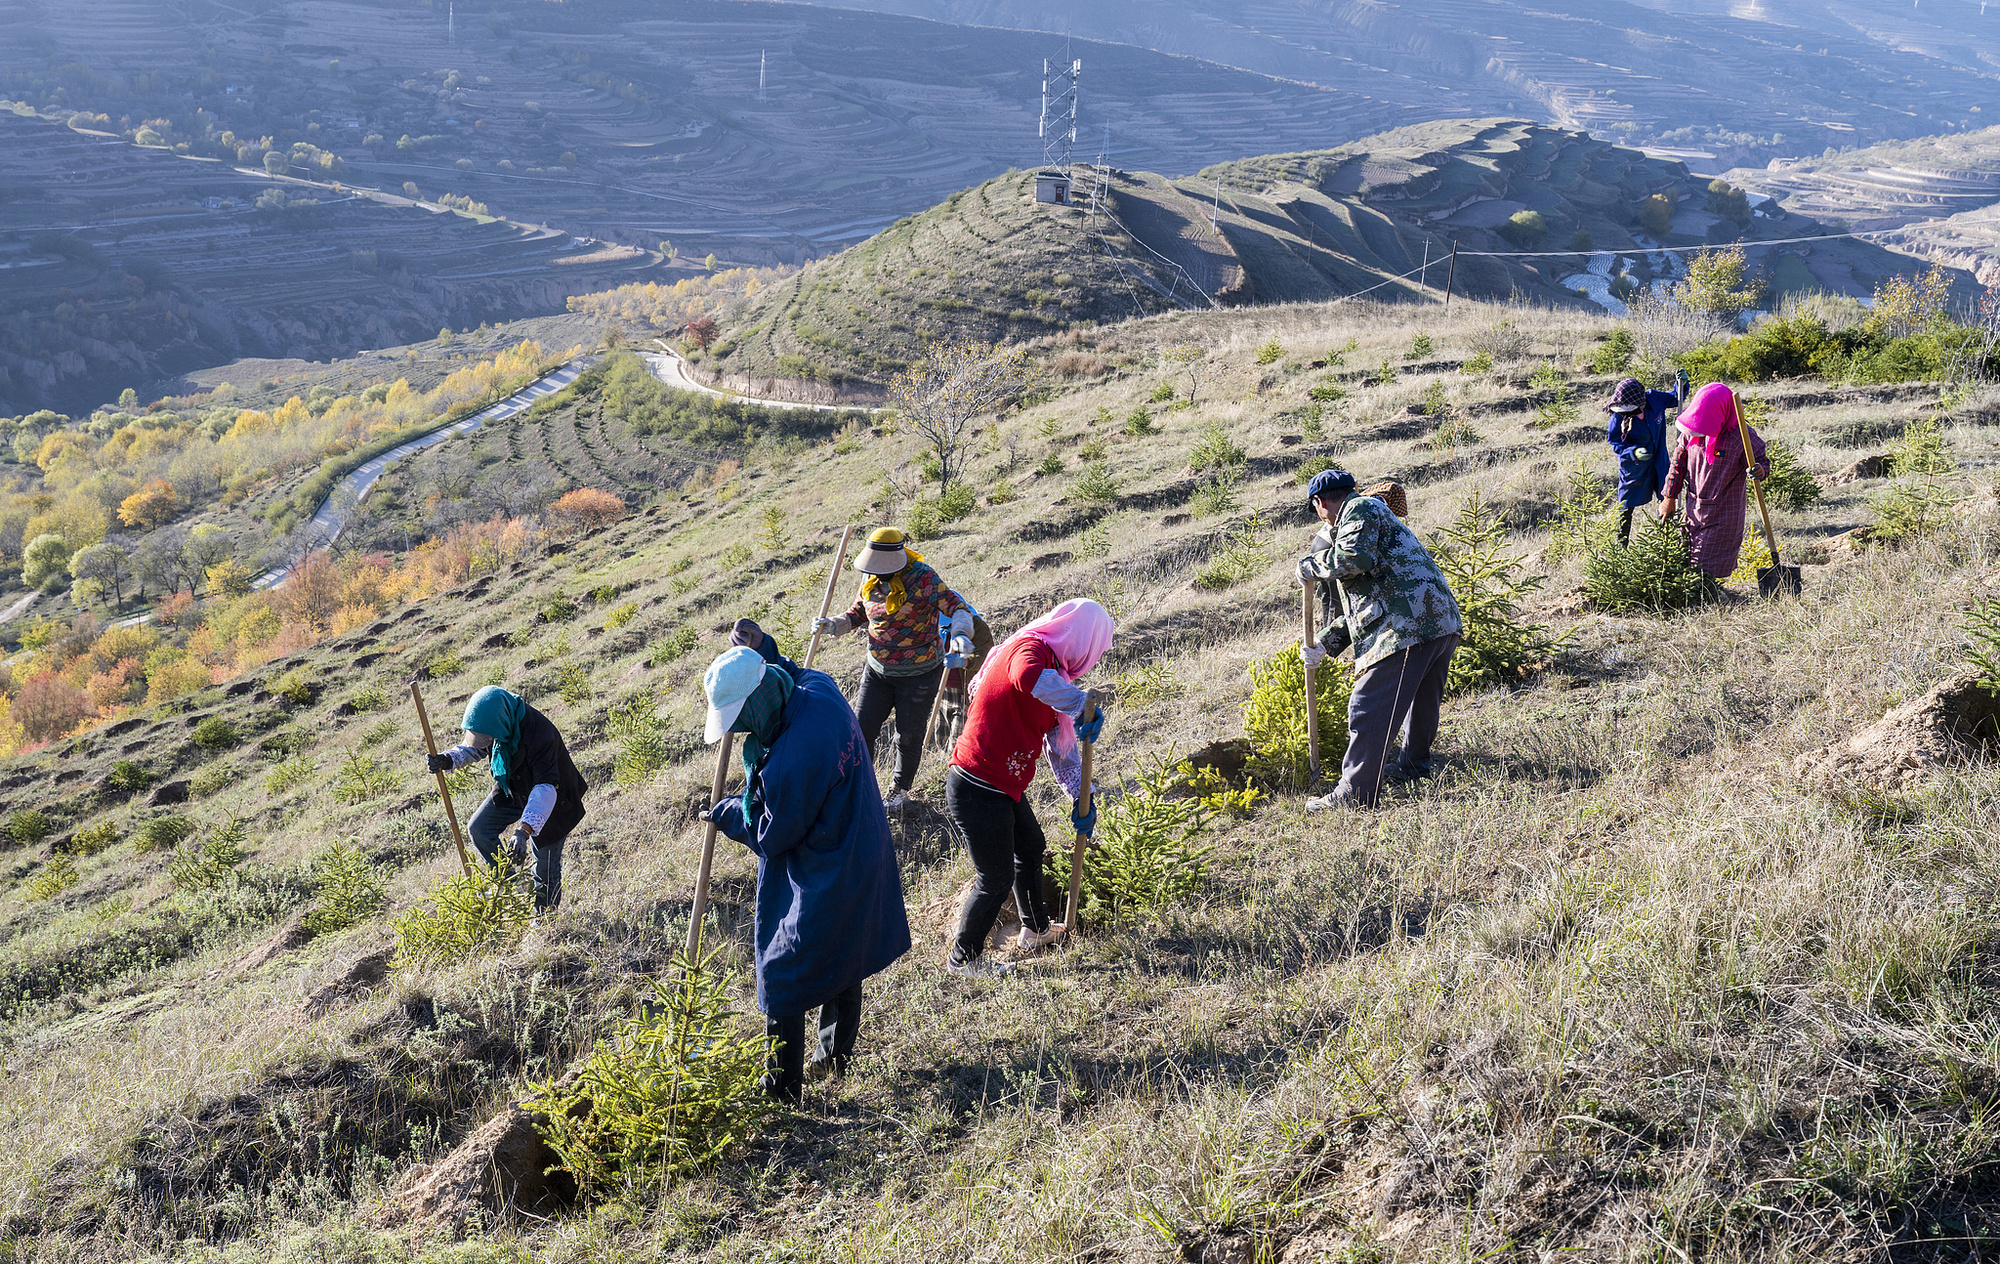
top-left (1758, 565), bottom-right (1802, 598)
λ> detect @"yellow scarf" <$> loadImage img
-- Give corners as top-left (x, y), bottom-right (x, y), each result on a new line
top-left (861, 549), bottom-right (924, 614)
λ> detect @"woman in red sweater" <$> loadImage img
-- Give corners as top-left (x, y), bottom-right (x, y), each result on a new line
top-left (943, 598), bottom-right (1113, 977)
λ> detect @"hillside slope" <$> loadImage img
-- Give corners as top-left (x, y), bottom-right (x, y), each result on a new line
top-left (6, 296), bottom-right (2000, 1260)
top-left (701, 120), bottom-right (1692, 392)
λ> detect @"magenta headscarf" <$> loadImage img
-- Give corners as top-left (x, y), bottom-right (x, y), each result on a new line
top-left (972, 598), bottom-right (1115, 756)
top-left (1676, 382), bottom-right (1740, 463)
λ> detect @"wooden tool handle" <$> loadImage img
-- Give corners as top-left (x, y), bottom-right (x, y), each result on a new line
top-left (802, 524), bottom-right (856, 672)
top-left (410, 680), bottom-right (475, 877)
top-left (1301, 582), bottom-right (1321, 784)
top-left (1063, 702), bottom-right (1098, 936)
top-left (686, 732), bottom-right (735, 962)
top-left (1738, 412), bottom-right (1782, 563)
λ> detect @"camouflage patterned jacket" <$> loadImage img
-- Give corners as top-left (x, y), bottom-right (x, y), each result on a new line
top-left (1299, 493), bottom-right (1462, 672)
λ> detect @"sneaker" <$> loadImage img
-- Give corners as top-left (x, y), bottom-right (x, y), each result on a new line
top-left (806, 1053), bottom-right (849, 1083)
top-left (883, 789), bottom-right (910, 811)
top-left (1305, 792), bottom-right (1368, 812)
top-left (1016, 922), bottom-right (1067, 951)
top-left (946, 954), bottom-right (1012, 979)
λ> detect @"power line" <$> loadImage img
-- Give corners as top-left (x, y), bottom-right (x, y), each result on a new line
top-left (1457, 226), bottom-right (1911, 258)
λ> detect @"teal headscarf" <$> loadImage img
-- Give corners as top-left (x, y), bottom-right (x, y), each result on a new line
top-left (731, 664), bottom-right (795, 811)
top-left (462, 686), bottom-right (528, 795)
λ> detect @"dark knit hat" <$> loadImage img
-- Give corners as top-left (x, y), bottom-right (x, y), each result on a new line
top-left (1605, 377), bottom-right (1647, 413)
top-left (1305, 468), bottom-right (1357, 507)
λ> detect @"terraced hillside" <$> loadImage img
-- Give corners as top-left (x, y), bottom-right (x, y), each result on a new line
top-left (0, 114), bottom-right (655, 416)
top-left (830, 0), bottom-right (2000, 168)
top-left (7, 294), bottom-right (2000, 1260)
top-left (703, 119), bottom-right (1945, 392)
top-left (0, 0), bottom-right (1429, 270)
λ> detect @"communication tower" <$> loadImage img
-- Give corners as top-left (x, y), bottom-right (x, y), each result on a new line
top-left (448, 0), bottom-right (455, 44)
top-left (759, 50), bottom-right (767, 103)
top-left (1035, 56), bottom-right (1081, 204)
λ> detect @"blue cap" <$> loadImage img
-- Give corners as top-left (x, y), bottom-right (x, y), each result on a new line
top-left (1305, 468), bottom-right (1357, 507)
top-left (702, 646), bottom-right (767, 744)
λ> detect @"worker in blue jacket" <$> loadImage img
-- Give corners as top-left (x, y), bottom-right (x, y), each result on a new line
top-left (1604, 370), bottom-right (1689, 545)
top-left (699, 620), bottom-right (911, 1104)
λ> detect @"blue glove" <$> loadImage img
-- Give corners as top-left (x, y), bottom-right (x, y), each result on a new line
top-left (1071, 800), bottom-right (1097, 839)
top-left (943, 651), bottom-right (965, 670)
top-left (1075, 707), bottom-right (1106, 744)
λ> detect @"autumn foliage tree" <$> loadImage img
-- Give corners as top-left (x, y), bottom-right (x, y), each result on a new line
top-left (118, 479), bottom-right (179, 531)
top-left (548, 488), bottom-right (626, 532)
top-left (683, 316), bottom-right (718, 351)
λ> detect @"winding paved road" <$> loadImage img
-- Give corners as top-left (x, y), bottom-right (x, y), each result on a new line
top-left (641, 345), bottom-right (877, 413)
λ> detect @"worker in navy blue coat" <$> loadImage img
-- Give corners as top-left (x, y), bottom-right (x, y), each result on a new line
top-left (1604, 370), bottom-right (1688, 545)
top-left (699, 619), bottom-right (911, 1104)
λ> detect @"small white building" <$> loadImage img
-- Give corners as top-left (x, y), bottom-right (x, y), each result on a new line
top-left (1034, 170), bottom-right (1073, 205)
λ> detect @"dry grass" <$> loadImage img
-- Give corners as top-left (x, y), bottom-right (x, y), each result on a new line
top-left (6, 297), bottom-right (2000, 1262)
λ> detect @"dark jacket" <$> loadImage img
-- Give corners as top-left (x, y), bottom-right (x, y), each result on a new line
top-left (502, 704), bottom-right (589, 806)
top-left (712, 639), bottom-right (911, 1016)
top-left (1607, 389), bottom-right (1677, 508)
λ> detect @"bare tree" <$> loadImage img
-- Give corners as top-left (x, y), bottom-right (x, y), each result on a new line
top-left (889, 340), bottom-right (1032, 495)
top-left (1161, 344), bottom-right (1210, 405)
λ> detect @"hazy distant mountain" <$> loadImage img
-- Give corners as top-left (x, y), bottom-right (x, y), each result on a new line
top-left (812, 0), bottom-right (2000, 168)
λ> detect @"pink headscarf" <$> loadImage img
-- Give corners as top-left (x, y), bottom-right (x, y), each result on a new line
top-left (972, 598), bottom-right (1115, 756)
top-left (1676, 382), bottom-right (1740, 463)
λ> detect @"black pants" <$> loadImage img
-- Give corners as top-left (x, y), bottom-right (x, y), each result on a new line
top-left (1617, 503), bottom-right (1636, 546)
top-left (763, 983), bottom-right (863, 1104)
top-left (944, 767), bottom-right (1053, 965)
top-left (468, 790), bottom-right (583, 912)
top-left (856, 665), bottom-right (943, 792)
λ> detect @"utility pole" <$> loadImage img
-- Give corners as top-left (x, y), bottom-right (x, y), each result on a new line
top-left (1419, 240), bottom-right (1430, 291)
top-left (759, 49), bottom-right (766, 103)
top-left (1210, 177), bottom-right (1221, 233)
top-left (1442, 241), bottom-right (1459, 309)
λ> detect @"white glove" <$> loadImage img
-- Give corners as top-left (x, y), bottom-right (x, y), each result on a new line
top-left (949, 635), bottom-right (973, 657)
top-left (1301, 644), bottom-right (1328, 670)
top-left (813, 614), bottom-right (850, 636)
top-left (1634, 447), bottom-right (1652, 462)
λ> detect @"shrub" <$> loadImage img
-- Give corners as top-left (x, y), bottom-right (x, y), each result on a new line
top-left (1592, 329), bottom-right (1636, 375)
top-left (1468, 320), bottom-right (1530, 364)
top-left (265, 752), bottom-right (315, 796)
top-left (549, 487), bottom-right (625, 531)
top-left (1182, 761), bottom-right (1263, 817)
top-left (1036, 452), bottom-right (1065, 477)
top-left (1308, 380), bottom-right (1346, 403)
top-left (649, 627), bottom-right (700, 668)
top-left (1055, 758), bottom-right (1217, 922)
top-left (1243, 643), bottom-right (1351, 789)
top-left (192, 763), bottom-right (235, 797)
top-left (555, 660), bottom-right (593, 705)
top-left (1584, 516), bottom-right (1710, 613)
top-left (69, 821), bottom-right (118, 855)
top-left (1073, 523), bottom-right (1111, 560)
top-left (191, 716), bottom-right (239, 752)
top-left (1674, 245), bottom-right (1762, 321)
top-left (134, 814), bottom-right (196, 852)
top-left (1429, 495), bottom-right (1573, 693)
top-left (605, 601), bottom-right (640, 630)
top-left (305, 838), bottom-right (386, 934)
top-left (1294, 455), bottom-right (1336, 487)
top-left (1255, 338), bottom-right (1284, 366)
top-left (1963, 598), bottom-right (2000, 697)
top-left (1300, 403), bottom-right (1326, 443)
top-left (1194, 513), bottom-right (1268, 589)
top-left (541, 592), bottom-right (578, 623)
top-left (1373, 359), bottom-right (1398, 386)
top-left (426, 648), bottom-right (465, 679)
top-left (1113, 661), bottom-right (1181, 707)
top-left (937, 483), bottom-right (979, 522)
top-left (25, 854), bottom-right (78, 901)
top-left (1497, 209), bottom-right (1548, 250)
top-left (988, 480), bottom-right (1017, 505)
top-left (166, 817), bottom-right (247, 891)
top-left (1761, 439), bottom-right (1821, 511)
top-left (1547, 461), bottom-right (1617, 565)
top-left (526, 949), bottom-right (776, 1195)
top-left (1077, 436), bottom-right (1107, 461)
top-left (105, 760), bottom-right (153, 793)
top-left (395, 856), bottom-right (536, 967)
top-left (1464, 350), bottom-right (1495, 375)
top-left (1870, 417), bottom-right (1960, 543)
top-left (1425, 414), bottom-right (1483, 450)
top-left (610, 688), bottom-right (671, 787)
top-left (1072, 462), bottom-right (1122, 503)
top-left (335, 750), bottom-right (399, 804)
top-left (904, 498), bottom-right (942, 541)
top-left (1188, 423), bottom-right (1246, 473)
top-left (1150, 381), bottom-right (1177, 403)
top-left (1408, 330), bottom-right (1434, 359)
top-left (9, 809), bottom-right (50, 847)
top-left (757, 503), bottom-right (788, 553)
top-left (349, 684), bottom-right (389, 713)
top-left (1531, 379), bottom-right (1581, 430)
top-left (1123, 406), bottom-right (1156, 437)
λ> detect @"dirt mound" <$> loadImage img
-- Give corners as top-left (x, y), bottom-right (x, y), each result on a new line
top-left (224, 911), bottom-right (314, 977)
top-left (382, 1093), bottom-right (577, 1237)
top-left (1794, 668), bottom-right (2000, 789)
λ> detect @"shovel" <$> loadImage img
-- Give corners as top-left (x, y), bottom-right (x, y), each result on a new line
top-left (1741, 423), bottom-right (1800, 598)
top-left (1062, 700), bottom-right (1098, 939)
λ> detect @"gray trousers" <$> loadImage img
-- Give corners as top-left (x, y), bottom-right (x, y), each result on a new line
top-left (1335, 633), bottom-right (1460, 807)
